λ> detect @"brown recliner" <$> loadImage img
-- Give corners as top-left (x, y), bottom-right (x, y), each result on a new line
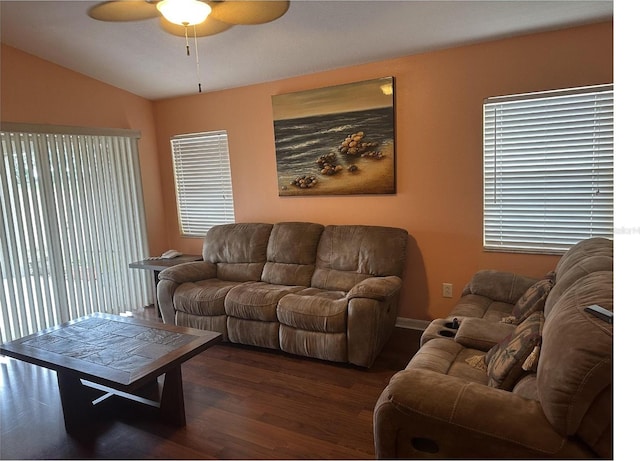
top-left (374, 237), bottom-right (613, 458)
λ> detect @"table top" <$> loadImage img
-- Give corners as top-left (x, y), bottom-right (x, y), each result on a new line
top-left (129, 254), bottom-right (202, 271)
top-left (0, 313), bottom-right (221, 391)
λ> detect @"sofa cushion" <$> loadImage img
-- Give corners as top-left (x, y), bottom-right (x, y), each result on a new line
top-left (553, 237), bottom-right (613, 279)
top-left (311, 225), bottom-right (408, 292)
top-left (216, 262), bottom-right (266, 282)
top-left (545, 237), bottom-right (612, 314)
top-left (261, 222), bottom-right (324, 286)
top-left (485, 311), bottom-right (544, 390)
top-left (545, 254), bottom-right (613, 316)
top-left (406, 338), bottom-right (488, 384)
top-left (173, 279), bottom-right (241, 316)
top-left (449, 294), bottom-right (514, 322)
top-left (277, 288), bottom-right (348, 333)
top-left (504, 277), bottom-right (553, 324)
top-left (202, 223), bottom-right (272, 281)
top-left (225, 282), bottom-right (305, 321)
top-left (461, 270), bottom-right (539, 304)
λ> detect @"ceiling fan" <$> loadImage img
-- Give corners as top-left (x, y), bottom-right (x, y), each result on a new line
top-left (88, 1), bottom-right (290, 93)
top-left (88, 0), bottom-right (291, 37)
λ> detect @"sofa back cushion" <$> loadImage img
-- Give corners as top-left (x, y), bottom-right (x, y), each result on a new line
top-left (452, 271), bottom-right (538, 322)
top-left (261, 222), bottom-right (325, 286)
top-left (461, 270), bottom-right (539, 305)
top-left (202, 223), bottom-right (273, 281)
top-left (545, 237), bottom-right (613, 316)
top-left (553, 237), bottom-right (613, 278)
top-left (544, 237), bottom-right (613, 317)
top-left (311, 225), bottom-right (408, 291)
top-left (537, 270), bottom-right (613, 458)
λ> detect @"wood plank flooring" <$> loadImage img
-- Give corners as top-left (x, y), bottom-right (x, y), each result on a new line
top-left (0, 307), bottom-right (422, 459)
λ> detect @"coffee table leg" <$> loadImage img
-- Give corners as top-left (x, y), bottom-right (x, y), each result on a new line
top-left (57, 368), bottom-right (186, 429)
top-left (56, 372), bottom-right (95, 431)
top-left (160, 365), bottom-right (186, 426)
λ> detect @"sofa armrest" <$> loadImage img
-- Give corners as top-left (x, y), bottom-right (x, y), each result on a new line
top-left (461, 270), bottom-right (538, 304)
top-left (346, 275), bottom-right (402, 301)
top-left (158, 261), bottom-right (217, 284)
top-left (374, 369), bottom-right (591, 459)
top-left (157, 279), bottom-right (178, 325)
top-left (346, 276), bottom-right (403, 367)
top-left (454, 318), bottom-right (515, 351)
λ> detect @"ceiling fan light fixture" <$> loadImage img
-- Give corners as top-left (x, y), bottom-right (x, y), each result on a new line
top-left (157, 0), bottom-right (212, 26)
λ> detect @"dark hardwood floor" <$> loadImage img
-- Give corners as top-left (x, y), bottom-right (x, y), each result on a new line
top-left (0, 307), bottom-right (422, 459)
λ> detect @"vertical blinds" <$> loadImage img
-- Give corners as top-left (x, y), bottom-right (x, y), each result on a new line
top-left (483, 84), bottom-right (613, 254)
top-left (0, 129), bottom-right (152, 342)
top-left (171, 131), bottom-right (235, 237)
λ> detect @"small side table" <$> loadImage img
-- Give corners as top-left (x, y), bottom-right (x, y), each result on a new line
top-left (129, 254), bottom-right (202, 316)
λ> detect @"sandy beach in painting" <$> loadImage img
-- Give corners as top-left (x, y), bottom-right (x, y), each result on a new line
top-left (278, 141), bottom-right (395, 196)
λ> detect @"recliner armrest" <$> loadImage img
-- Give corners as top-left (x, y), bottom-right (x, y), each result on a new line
top-left (347, 275), bottom-right (402, 301)
top-left (158, 261), bottom-right (217, 284)
top-left (454, 317), bottom-right (515, 351)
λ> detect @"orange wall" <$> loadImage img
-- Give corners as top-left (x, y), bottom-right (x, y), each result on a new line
top-left (1, 21), bottom-right (613, 322)
top-left (153, 21), bottom-right (613, 321)
top-left (0, 43), bottom-right (167, 254)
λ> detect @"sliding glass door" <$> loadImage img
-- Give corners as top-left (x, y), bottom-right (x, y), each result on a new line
top-left (0, 127), bottom-right (153, 342)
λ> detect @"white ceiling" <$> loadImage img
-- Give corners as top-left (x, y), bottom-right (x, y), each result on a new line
top-left (1, 1), bottom-right (613, 100)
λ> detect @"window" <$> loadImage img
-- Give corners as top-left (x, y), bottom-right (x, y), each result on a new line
top-left (170, 131), bottom-right (235, 237)
top-left (483, 84), bottom-right (613, 254)
top-left (0, 125), bottom-right (152, 342)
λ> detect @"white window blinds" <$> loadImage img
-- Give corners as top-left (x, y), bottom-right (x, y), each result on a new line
top-left (170, 131), bottom-right (235, 237)
top-left (483, 84), bottom-right (613, 254)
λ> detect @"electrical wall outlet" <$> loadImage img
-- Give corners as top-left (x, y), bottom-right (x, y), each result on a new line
top-left (442, 283), bottom-right (453, 298)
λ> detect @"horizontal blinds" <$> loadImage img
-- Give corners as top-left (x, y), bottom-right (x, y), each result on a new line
top-left (171, 131), bottom-right (235, 237)
top-left (483, 85), bottom-right (613, 254)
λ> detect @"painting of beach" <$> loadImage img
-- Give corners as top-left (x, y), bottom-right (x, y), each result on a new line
top-left (272, 77), bottom-right (395, 196)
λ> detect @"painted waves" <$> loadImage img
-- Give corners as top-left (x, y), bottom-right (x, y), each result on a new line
top-left (274, 106), bottom-right (394, 179)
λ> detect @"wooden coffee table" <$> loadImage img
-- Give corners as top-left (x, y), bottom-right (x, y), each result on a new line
top-left (0, 312), bottom-right (221, 431)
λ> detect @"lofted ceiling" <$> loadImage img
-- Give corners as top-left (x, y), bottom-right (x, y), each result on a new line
top-left (0, 1), bottom-right (613, 100)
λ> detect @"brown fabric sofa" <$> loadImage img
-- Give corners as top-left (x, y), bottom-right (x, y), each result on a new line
top-left (374, 237), bottom-right (613, 458)
top-left (157, 221), bottom-right (408, 367)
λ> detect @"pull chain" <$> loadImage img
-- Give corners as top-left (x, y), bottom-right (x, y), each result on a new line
top-left (194, 24), bottom-right (202, 93)
top-left (183, 23), bottom-right (190, 56)
top-left (182, 23), bottom-right (203, 93)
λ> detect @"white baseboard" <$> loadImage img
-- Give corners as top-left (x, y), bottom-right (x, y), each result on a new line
top-left (395, 317), bottom-right (429, 331)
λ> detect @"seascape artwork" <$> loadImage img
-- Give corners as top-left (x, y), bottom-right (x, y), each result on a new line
top-left (272, 77), bottom-right (395, 196)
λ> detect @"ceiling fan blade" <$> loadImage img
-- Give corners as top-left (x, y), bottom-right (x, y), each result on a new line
top-left (159, 16), bottom-right (234, 37)
top-left (210, 0), bottom-right (290, 25)
top-left (88, 1), bottom-right (160, 22)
